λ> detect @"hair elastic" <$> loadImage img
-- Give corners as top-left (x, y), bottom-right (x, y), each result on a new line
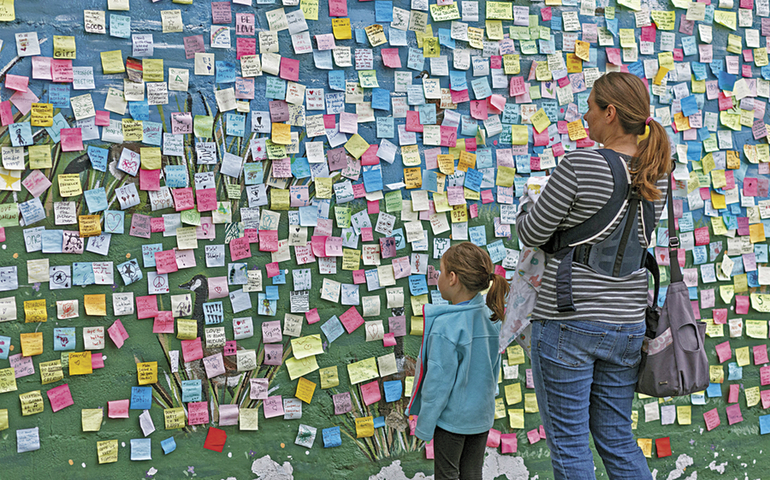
top-left (645, 117), bottom-right (653, 125)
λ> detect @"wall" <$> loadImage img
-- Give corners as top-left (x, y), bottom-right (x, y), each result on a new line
top-left (0, 0), bottom-right (767, 479)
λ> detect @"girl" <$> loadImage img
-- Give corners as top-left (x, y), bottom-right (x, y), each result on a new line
top-left (408, 242), bottom-right (510, 480)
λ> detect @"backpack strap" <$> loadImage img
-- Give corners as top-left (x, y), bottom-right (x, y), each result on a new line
top-left (541, 149), bottom-right (630, 254)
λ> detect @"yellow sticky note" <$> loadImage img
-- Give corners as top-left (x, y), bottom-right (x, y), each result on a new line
top-left (653, 66), bottom-right (670, 86)
top-left (0, 0), bottom-right (15, 21)
top-left (295, 377), bottom-right (317, 404)
top-left (746, 386), bottom-right (760, 407)
top-left (30, 103), bottom-right (53, 127)
top-left (53, 35), bottom-right (76, 59)
top-left (137, 362), bottom-right (158, 385)
top-left (512, 125), bottom-right (528, 145)
top-left (58, 173), bottom-right (82, 197)
top-left (507, 345), bottom-right (525, 365)
top-left (496, 166), bottom-right (516, 187)
top-left (19, 391), bottom-right (44, 416)
top-left (291, 335), bottom-right (323, 359)
top-left (24, 299), bottom-right (47, 323)
top-left (494, 398), bottom-right (507, 419)
top-left (20, 332), bottom-right (43, 357)
top-left (530, 109), bottom-right (551, 134)
top-left (164, 407), bottom-right (186, 429)
top-left (524, 393), bottom-right (539, 413)
top-left (141, 147), bottom-right (162, 170)
top-left (508, 408), bottom-right (524, 429)
top-left (271, 123), bottom-right (291, 145)
top-left (750, 224), bottom-right (766, 243)
top-left (82, 409), bottom-right (104, 432)
top-left (83, 295), bottom-right (106, 316)
top-left (345, 134), bottom-right (370, 159)
top-left (746, 320), bottom-right (769, 339)
top-left (97, 439), bottom-right (119, 464)
top-left (285, 355), bottom-right (319, 380)
top-left (270, 188), bottom-right (290, 211)
top-left (320, 366), bottom-right (339, 389)
top-left (69, 351), bottom-right (93, 375)
top-left (347, 357), bottom-right (379, 385)
top-left (79, 215), bottom-right (102, 238)
top-left (176, 226), bottom-right (199, 250)
top-left (504, 383), bottom-right (522, 405)
top-left (142, 58), bottom-right (164, 82)
top-left (637, 438), bottom-right (653, 458)
top-left (410, 315), bottom-right (424, 335)
top-left (574, 40), bottom-right (590, 61)
top-left (332, 18), bottom-right (352, 40)
top-left (122, 119), bottom-right (143, 142)
top-left (28, 145), bottom-right (52, 169)
top-left (0, 409), bottom-right (7, 431)
top-left (177, 318), bottom-right (197, 340)
top-left (239, 408), bottom-right (259, 431)
top-left (100, 50), bottom-right (125, 74)
top-left (300, 0), bottom-right (319, 20)
top-left (342, 249), bottom-right (361, 271)
top-left (631, 410), bottom-right (639, 429)
top-left (404, 167), bottom-right (422, 189)
top-left (0, 367), bottom-right (17, 393)
top-left (40, 360), bottom-right (63, 385)
top-left (710, 365), bottom-right (724, 384)
top-left (677, 405), bottom-right (691, 425)
top-left (355, 416), bottom-right (375, 438)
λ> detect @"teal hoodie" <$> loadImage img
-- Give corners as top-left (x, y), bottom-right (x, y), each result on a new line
top-left (407, 293), bottom-right (501, 441)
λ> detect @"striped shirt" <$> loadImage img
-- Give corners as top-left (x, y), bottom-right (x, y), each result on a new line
top-left (515, 149), bottom-right (668, 324)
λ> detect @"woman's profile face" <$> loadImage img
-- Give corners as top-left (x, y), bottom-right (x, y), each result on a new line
top-left (583, 92), bottom-right (605, 143)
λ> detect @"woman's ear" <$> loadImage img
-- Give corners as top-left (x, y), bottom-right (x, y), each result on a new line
top-left (605, 104), bottom-right (617, 124)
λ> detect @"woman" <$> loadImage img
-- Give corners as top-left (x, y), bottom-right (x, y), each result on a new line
top-left (408, 242), bottom-right (510, 480)
top-left (515, 72), bottom-right (671, 480)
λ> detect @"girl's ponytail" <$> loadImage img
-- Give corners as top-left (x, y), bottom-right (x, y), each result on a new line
top-left (486, 273), bottom-right (510, 322)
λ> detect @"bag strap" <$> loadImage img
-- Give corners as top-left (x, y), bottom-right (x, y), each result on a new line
top-left (667, 169), bottom-right (683, 284)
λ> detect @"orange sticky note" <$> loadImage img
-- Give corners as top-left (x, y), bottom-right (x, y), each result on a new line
top-left (84, 294), bottom-right (107, 316)
top-left (295, 377), bottom-right (316, 404)
top-left (24, 299), bottom-right (47, 323)
top-left (68, 351), bottom-right (93, 375)
top-left (19, 332), bottom-right (43, 357)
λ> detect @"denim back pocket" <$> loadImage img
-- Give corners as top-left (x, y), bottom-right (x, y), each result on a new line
top-left (620, 332), bottom-right (646, 367)
top-left (556, 323), bottom-right (607, 367)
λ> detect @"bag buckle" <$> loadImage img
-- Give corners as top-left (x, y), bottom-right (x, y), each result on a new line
top-left (669, 237), bottom-right (679, 248)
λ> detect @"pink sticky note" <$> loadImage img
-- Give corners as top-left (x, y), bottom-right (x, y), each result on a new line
top-left (704, 408), bottom-right (721, 431)
top-left (263, 395), bottom-right (285, 418)
top-left (754, 345), bottom-right (769, 365)
top-left (365, 200), bottom-right (380, 215)
top-left (150, 217), bottom-right (165, 233)
top-left (22, 170), bottom-right (52, 198)
top-left (229, 236), bottom-right (252, 261)
top-left (526, 369), bottom-right (534, 389)
top-left (760, 365), bottom-right (770, 386)
top-left (762, 389), bottom-right (770, 409)
top-left (172, 187), bottom-right (195, 211)
top-left (487, 429), bottom-right (502, 448)
top-left (361, 380), bottom-right (381, 405)
top-left (108, 319), bottom-right (130, 348)
top-left (139, 169), bottom-right (161, 191)
top-left (95, 110), bottom-right (111, 126)
top-left (31, 57), bottom-right (53, 80)
top-left (425, 440), bottom-right (434, 459)
top-left (340, 306), bottom-right (365, 334)
top-left (0, 101), bottom-right (13, 126)
top-left (726, 403), bottom-right (743, 425)
top-left (188, 401), bottom-right (210, 425)
top-left (279, 57), bottom-right (300, 82)
top-left (60, 128), bottom-right (84, 152)
top-left (527, 428), bottom-right (541, 444)
top-left (153, 311), bottom-right (175, 334)
top-left (501, 433), bottom-right (517, 453)
top-left (361, 227), bottom-right (374, 242)
top-left (306, 309), bottom-right (320, 325)
top-left (263, 344), bottom-right (283, 366)
top-left (0, 228), bottom-right (5, 243)
top-left (224, 340), bottom-right (237, 357)
top-left (728, 384), bottom-right (740, 403)
top-left (383, 333), bottom-right (397, 347)
top-left (735, 296), bottom-right (749, 314)
top-left (47, 384), bottom-right (74, 413)
top-left (10, 88), bottom-right (39, 115)
top-left (155, 250), bottom-right (179, 274)
top-left (108, 399), bottom-right (130, 418)
top-left (208, 276), bottom-right (229, 299)
top-left (713, 308), bottom-right (727, 324)
top-left (328, 0), bottom-right (347, 16)
top-left (389, 316), bottom-right (407, 337)
top-left (196, 188), bottom-right (218, 212)
top-left (352, 269), bottom-right (366, 284)
top-left (179, 338), bottom-right (203, 363)
top-left (266, 262), bottom-right (281, 278)
top-left (5, 74), bottom-right (29, 92)
top-left (136, 295), bottom-right (159, 319)
top-left (259, 230), bottom-right (279, 251)
top-left (715, 341), bottom-right (732, 364)
top-left (92, 353), bottom-right (105, 369)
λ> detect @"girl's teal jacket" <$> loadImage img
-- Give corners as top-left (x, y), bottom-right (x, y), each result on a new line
top-left (407, 293), bottom-right (501, 442)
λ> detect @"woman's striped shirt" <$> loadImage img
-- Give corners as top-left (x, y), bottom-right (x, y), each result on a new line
top-left (515, 149), bottom-right (668, 324)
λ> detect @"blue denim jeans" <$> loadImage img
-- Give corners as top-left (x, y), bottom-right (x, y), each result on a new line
top-left (531, 319), bottom-right (652, 480)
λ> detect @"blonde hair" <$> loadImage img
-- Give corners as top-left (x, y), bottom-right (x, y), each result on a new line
top-left (441, 242), bottom-right (510, 322)
top-left (592, 72), bottom-right (672, 201)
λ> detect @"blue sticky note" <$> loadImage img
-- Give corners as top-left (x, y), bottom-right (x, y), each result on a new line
top-left (110, 14), bottom-right (131, 38)
top-left (130, 386), bottom-right (153, 410)
top-left (265, 286), bottom-right (280, 300)
top-left (627, 61), bottom-right (645, 79)
top-left (691, 391), bottom-right (706, 405)
top-left (16, 427), bottom-right (40, 453)
top-left (748, 270), bottom-right (760, 288)
top-left (143, 121), bottom-right (162, 145)
top-left (488, 240), bottom-right (507, 263)
top-left (130, 438), bottom-right (152, 461)
top-left (372, 88), bottom-right (390, 111)
top-left (9, 122), bottom-right (33, 147)
top-left (374, 416), bottom-right (386, 428)
top-left (391, 228), bottom-right (406, 250)
top-left (760, 415), bottom-right (770, 435)
top-left (719, 71), bottom-right (736, 91)
top-left (129, 100), bottom-right (149, 121)
top-left (216, 61), bottom-right (237, 83)
top-left (321, 315), bottom-right (345, 343)
top-left (408, 275), bottom-right (428, 296)
top-left (104, 210), bottom-right (125, 235)
top-left (450, 70), bottom-right (468, 91)
top-left (375, 1), bottom-right (392, 22)
top-left (355, 28), bottom-right (367, 44)
top-left (203, 301), bottom-right (224, 324)
top-left (53, 327), bottom-right (76, 352)
top-left (0, 335), bottom-right (11, 360)
top-left (383, 380), bottom-right (402, 402)
top-left (291, 157), bottom-right (311, 179)
top-left (469, 226), bottom-right (488, 247)
top-left (322, 427), bottom-right (342, 448)
top-left (265, 77), bottom-right (287, 99)
top-left (680, 96), bottom-right (698, 117)
top-left (313, 49), bottom-right (333, 70)
top-left (87, 146), bottom-right (109, 172)
top-left (73, 262), bottom-right (95, 286)
top-left (84, 187), bottom-right (109, 213)
top-left (423, 170), bottom-right (438, 192)
top-left (465, 169), bottom-right (483, 192)
top-left (328, 71), bottom-right (345, 91)
top-left (226, 113), bottom-right (246, 137)
top-left (181, 380), bottom-right (202, 402)
top-left (692, 62), bottom-right (707, 81)
top-left (41, 230), bottom-right (64, 254)
top-left (118, 259), bottom-right (143, 285)
top-left (706, 382), bottom-right (723, 398)
top-left (161, 437), bottom-right (177, 454)
top-left (418, 103), bottom-right (436, 124)
top-left (551, 16), bottom-right (563, 31)
top-left (362, 165), bottom-right (384, 192)
top-left (438, 28), bottom-right (455, 49)
top-left (727, 362), bottom-right (743, 381)
top-left (271, 270), bottom-right (287, 285)
top-left (49, 84), bottom-right (70, 108)
top-left (165, 165), bottom-right (189, 188)
top-left (257, 294), bottom-right (277, 316)
top-left (244, 163), bottom-right (264, 185)
top-left (299, 206), bottom-right (319, 227)
top-left (19, 198), bottom-right (46, 226)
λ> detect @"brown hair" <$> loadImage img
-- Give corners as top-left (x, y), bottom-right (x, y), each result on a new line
top-left (591, 72), bottom-right (672, 201)
top-left (441, 242), bottom-right (510, 322)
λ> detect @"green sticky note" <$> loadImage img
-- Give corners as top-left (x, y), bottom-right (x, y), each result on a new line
top-left (181, 208), bottom-right (201, 226)
top-left (334, 206), bottom-right (352, 228)
top-left (194, 115), bottom-right (214, 139)
top-left (385, 191), bottom-right (403, 213)
top-left (0, 203), bottom-right (18, 227)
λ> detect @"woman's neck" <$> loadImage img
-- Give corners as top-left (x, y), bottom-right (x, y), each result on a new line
top-left (600, 132), bottom-right (639, 157)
